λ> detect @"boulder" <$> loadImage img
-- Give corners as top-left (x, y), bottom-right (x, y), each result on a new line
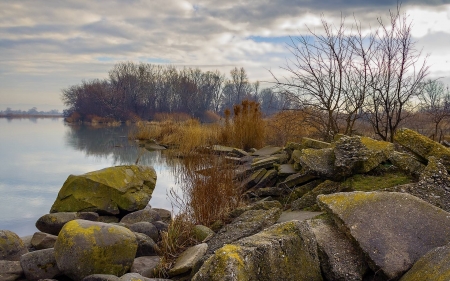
top-left (193, 225), bottom-right (215, 242)
top-left (298, 148), bottom-right (336, 178)
top-left (0, 260), bottom-right (23, 281)
top-left (400, 242), bottom-right (450, 281)
top-left (206, 208), bottom-right (282, 254)
top-left (308, 217), bottom-right (368, 281)
top-left (152, 221), bottom-right (169, 233)
top-left (20, 248), bottom-right (61, 281)
top-left (30, 232), bottom-right (57, 250)
top-left (388, 151), bottom-right (425, 176)
top-left (36, 212), bottom-right (99, 235)
top-left (291, 180), bottom-right (343, 211)
top-left (394, 128), bottom-right (450, 168)
top-left (169, 243), bottom-right (208, 277)
top-left (130, 222), bottom-right (159, 242)
top-left (193, 221), bottom-right (323, 281)
top-left (391, 156), bottom-right (450, 212)
top-left (151, 208), bottom-right (172, 223)
top-left (134, 233), bottom-right (159, 257)
top-left (130, 256), bottom-right (161, 278)
top-left (333, 135), bottom-right (394, 177)
top-left (54, 219), bottom-right (138, 280)
top-left (50, 165), bottom-right (157, 215)
top-left (318, 191), bottom-right (450, 280)
top-left (120, 209), bottom-right (161, 225)
top-left (0, 230), bottom-right (28, 261)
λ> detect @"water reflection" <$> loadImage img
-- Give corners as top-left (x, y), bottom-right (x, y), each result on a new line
top-left (0, 119), bottom-right (178, 236)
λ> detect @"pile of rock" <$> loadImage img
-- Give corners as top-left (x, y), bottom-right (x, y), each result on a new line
top-left (3, 128), bottom-right (450, 280)
top-left (1, 165), bottom-right (172, 281)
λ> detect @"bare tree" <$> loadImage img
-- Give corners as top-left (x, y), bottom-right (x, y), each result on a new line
top-left (366, 5), bottom-right (429, 141)
top-left (419, 79), bottom-right (450, 141)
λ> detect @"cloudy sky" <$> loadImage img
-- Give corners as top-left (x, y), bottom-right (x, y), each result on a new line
top-left (1, 0), bottom-right (450, 111)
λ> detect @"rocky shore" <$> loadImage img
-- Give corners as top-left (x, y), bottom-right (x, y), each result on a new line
top-left (2, 128), bottom-right (450, 280)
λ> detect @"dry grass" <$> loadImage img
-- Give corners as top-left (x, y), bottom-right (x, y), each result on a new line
top-left (264, 110), bottom-right (316, 146)
top-left (155, 213), bottom-right (197, 277)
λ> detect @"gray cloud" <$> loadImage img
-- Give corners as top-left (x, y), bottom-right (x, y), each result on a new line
top-left (0, 0), bottom-right (449, 110)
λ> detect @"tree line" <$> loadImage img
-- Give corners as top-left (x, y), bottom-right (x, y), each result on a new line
top-left (62, 63), bottom-right (287, 121)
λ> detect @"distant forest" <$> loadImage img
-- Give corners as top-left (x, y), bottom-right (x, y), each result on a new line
top-left (62, 62), bottom-right (286, 121)
top-left (0, 107), bottom-right (62, 116)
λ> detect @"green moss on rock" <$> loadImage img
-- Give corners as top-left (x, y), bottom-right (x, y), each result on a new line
top-left (54, 219), bottom-right (137, 280)
top-left (50, 165), bottom-right (157, 215)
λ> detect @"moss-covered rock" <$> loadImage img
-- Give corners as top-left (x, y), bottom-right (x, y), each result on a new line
top-left (0, 230), bottom-right (28, 261)
top-left (36, 212), bottom-right (99, 235)
top-left (193, 221), bottom-right (323, 281)
top-left (169, 243), bottom-right (208, 277)
top-left (317, 191), bottom-right (450, 280)
top-left (400, 243), bottom-right (450, 281)
top-left (0, 260), bottom-right (23, 281)
top-left (20, 248), bottom-right (61, 281)
top-left (193, 225), bottom-right (215, 242)
top-left (54, 219), bottom-right (138, 280)
top-left (333, 135), bottom-right (394, 177)
top-left (206, 208), bottom-right (282, 254)
top-left (50, 165), bottom-right (157, 215)
top-left (301, 137), bottom-right (331, 149)
top-left (394, 128), bottom-right (450, 169)
top-left (390, 156), bottom-right (450, 212)
top-left (291, 180), bottom-right (343, 211)
top-left (307, 217), bottom-right (368, 281)
top-left (388, 151), bottom-right (425, 176)
top-left (298, 148), bottom-right (336, 178)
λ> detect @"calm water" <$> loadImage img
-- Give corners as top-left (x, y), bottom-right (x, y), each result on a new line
top-left (0, 118), bottom-right (178, 236)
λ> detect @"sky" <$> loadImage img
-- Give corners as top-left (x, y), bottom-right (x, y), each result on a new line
top-left (1, 0), bottom-right (450, 111)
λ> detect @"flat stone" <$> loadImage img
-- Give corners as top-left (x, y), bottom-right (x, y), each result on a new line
top-left (251, 156), bottom-right (279, 170)
top-left (291, 180), bottom-right (343, 210)
top-left (169, 243), bottom-right (208, 276)
top-left (301, 137), bottom-right (331, 149)
top-left (318, 191), bottom-right (450, 280)
top-left (277, 171), bottom-right (317, 189)
top-left (252, 146), bottom-right (283, 156)
top-left (254, 169), bottom-right (278, 189)
top-left (277, 164), bottom-right (297, 177)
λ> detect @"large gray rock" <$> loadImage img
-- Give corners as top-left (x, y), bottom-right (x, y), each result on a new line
top-left (0, 260), bottom-right (23, 281)
top-left (0, 230), bottom-right (28, 261)
top-left (388, 151), bottom-right (425, 176)
top-left (36, 212), bottom-right (99, 235)
top-left (394, 128), bottom-right (450, 168)
top-left (291, 180), bottom-right (343, 210)
top-left (333, 135), bottom-right (393, 177)
top-left (206, 208), bottom-right (282, 254)
top-left (298, 148), bottom-right (336, 178)
top-left (120, 209), bottom-right (161, 225)
top-left (134, 233), bottom-right (159, 257)
top-left (50, 165), bottom-right (157, 215)
top-left (400, 242), bottom-right (450, 281)
top-left (130, 256), bottom-right (161, 278)
top-left (30, 232), bottom-right (57, 250)
top-left (308, 217), bottom-right (368, 281)
top-left (130, 222), bottom-right (159, 242)
top-left (169, 243), bottom-right (208, 277)
top-left (193, 221), bottom-right (323, 281)
top-left (392, 156), bottom-right (450, 212)
top-left (20, 248), bottom-right (61, 281)
top-left (54, 220), bottom-right (138, 280)
top-left (151, 208), bottom-right (172, 223)
top-left (318, 191), bottom-right (450, 280)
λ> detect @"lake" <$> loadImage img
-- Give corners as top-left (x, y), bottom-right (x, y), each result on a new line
top-left (0, 117), bottom-right (179, 237)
